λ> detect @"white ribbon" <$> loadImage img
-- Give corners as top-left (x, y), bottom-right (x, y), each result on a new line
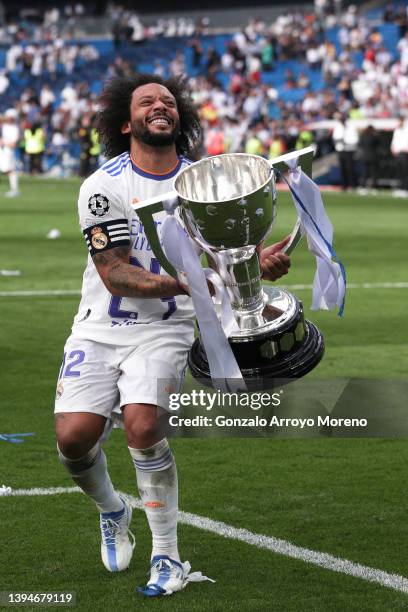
top-left (161, 198), bottom-right (245, 391)
top-left (284, 159), bottom-right (346, 314)
top-left (203, 269), bottom-right (240, 337)
top-left (182, 561), bottom-right (216, 587)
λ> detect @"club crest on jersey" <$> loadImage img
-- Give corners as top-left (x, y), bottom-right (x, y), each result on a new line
top-left (56, 382), bottom-right (64, 400)
top-left (91, 230), bottom-right (108, 250)
top-left (88, 193), bottom-right (110, 217)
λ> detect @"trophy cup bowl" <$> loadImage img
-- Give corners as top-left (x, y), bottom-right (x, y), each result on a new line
top-left (173, 153), bottom-right (324, 389)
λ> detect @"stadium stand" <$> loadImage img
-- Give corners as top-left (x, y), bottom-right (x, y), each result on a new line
top-left (0, 1), bottom-right (407, 191)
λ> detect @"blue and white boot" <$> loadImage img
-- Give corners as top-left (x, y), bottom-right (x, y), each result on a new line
top-left (137, 555), bottom-right (215, 597)
top-left (100, 497), bottom-right (135, 572)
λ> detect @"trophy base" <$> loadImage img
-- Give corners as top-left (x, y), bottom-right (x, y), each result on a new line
top-left (188, 287), bottom-right (324, 390)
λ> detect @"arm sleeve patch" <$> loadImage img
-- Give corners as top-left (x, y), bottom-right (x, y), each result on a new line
top-left (83, 219), bottom-right (130, 256)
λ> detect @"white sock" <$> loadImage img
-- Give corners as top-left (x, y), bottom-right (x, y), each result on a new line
top-left (58, 443), bottom-right (123, 514)
top-left (129, 438), bottom-right (180, 561)
top-left (9, 172), bottom-right (18, 193)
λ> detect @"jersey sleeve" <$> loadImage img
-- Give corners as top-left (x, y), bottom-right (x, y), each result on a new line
top-left (78, 171), bottom-right (131, 257)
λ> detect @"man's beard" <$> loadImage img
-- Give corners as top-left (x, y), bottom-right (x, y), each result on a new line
top-left (130, 119), bottom-right (180, 147)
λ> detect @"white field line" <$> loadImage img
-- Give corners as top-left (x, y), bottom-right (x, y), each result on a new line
top-left (285, 282), bottom-right (408, 290)
top-left (3, 486), bottom-right (408, 595)
top-left (1, 282), bottom-right (408, 298)
top-left (5, 486), bottom-right (80, 496)
top-left (0, 290), bottom-right (81, 297)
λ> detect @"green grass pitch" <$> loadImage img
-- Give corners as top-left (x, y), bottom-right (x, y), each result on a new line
top-left (0, 177), bottom-right (408, 611)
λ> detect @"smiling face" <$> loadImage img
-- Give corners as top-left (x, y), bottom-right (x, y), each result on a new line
top-left (122, 82), bottom-right (180, 148)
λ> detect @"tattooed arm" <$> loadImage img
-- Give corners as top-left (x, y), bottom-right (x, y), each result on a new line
top-left (93, 246), bottom-right (187, 298)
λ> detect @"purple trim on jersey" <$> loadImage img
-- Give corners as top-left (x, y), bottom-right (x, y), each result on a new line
top-left (102, 153), bottom-right (132, 177)
top-left (179, 156), bottom-right (193, 165)
top-left (101, 153), bottom-right (191, 178)
top-left (101, 152), bottom-right (129, 171)
top-left (130, 157), bottom-right (183, 181)
top-left (108, 159), bottom-right (131, 176)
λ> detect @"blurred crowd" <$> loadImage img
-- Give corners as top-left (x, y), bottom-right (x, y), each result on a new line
top-left (0, 3), bottom-right (90, 44)
top-left (0, 1), bottom-right (407, 193)
top-left (108, 4), bottom-right (201, 46)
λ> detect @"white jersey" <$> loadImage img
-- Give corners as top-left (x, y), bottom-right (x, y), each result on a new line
top-left (0, 123), bottom-right (19, 173)
top-left (2, 123), bottom-right (19, 147)
top-left (72, 152), bottom-right (195, 345)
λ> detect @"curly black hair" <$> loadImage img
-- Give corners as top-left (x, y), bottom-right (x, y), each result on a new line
top-left (96, 73), bottom-right (202, 160)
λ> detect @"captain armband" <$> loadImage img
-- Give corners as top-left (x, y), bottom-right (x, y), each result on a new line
top-left (83, 219), bottom-right (130, 256)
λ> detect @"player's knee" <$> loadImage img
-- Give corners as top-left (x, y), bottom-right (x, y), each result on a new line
top-left (56, 431), bottom-right (94, 460)
top-left (55, 415), bottom-right (103, 459)
top-left (125, 413), bottom-right (160, 447)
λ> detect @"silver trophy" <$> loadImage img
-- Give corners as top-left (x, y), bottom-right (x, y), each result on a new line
top-left (133, 147), bottom-right (324, 388)
top-left (173, 152), bottom-right (324, 387)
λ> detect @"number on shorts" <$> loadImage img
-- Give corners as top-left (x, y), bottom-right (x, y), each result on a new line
top-left (64, 350), bottom-right (86, 377)
top-left (108, 255), bottom-right (177, 320)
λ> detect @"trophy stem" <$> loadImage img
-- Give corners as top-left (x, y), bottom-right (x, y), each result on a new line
top-left (221, 252), bottom-right (266, 330)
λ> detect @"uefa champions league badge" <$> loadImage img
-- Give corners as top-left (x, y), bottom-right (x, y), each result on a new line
top-left (0, 433), bottom-right (35, 444)
top-left (88, 193), bottom-right (110, 217)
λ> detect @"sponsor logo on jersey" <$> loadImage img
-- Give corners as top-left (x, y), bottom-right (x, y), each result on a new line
top-left (91, 231), bottom-right (108, 249)
top-left (110, 319), bottom-right (139, 327)
top-left (88, 193), bottom-right (110, 217)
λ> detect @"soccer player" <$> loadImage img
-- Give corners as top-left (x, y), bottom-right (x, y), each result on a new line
top-left (0, 109), bottom-right (20, 197)
top-left (54, 74), bottom-right (291, 597)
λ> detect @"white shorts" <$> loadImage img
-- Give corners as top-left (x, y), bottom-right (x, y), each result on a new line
top-left (54, 321), bottom-right (194, 420)
top-left (0, 147), bottom-right (16, 173)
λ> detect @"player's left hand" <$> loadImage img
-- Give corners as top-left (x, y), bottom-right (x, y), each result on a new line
top-left (259, 236), bottom-right (291, 281)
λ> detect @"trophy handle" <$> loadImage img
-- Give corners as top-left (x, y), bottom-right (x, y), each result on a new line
top-left (133, 191), bottom-right (178, 278)
top-left (282, 218), bottom-right (302, 255)
top-left (268, 145), bottom-right (315, 255)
